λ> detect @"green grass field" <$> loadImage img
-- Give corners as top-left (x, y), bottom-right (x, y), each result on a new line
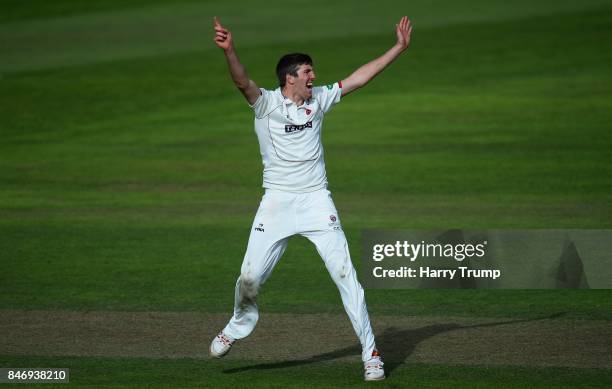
top-left (1, 0), bottom-right (612, 387)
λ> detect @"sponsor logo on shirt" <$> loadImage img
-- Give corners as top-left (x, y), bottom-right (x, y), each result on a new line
top-left (285, 121), bottom-right (312, 133)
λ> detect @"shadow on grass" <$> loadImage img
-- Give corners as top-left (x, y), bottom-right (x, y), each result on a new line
top-left (223, 312), bottom-right (566, 376)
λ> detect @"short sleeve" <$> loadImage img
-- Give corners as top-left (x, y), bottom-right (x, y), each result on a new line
top-left (249, 88), bottom-right (274, 119)
top-left (312, 82), bottom-right (342, 114)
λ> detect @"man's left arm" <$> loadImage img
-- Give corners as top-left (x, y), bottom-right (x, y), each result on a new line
top-left (341, 16), bottom-right (412, 97)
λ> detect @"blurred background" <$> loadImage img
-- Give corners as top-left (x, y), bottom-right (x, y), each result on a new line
top-left (1, 0), bottom-right (611, 317)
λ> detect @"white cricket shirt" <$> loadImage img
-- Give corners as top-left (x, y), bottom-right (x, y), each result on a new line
top-left (249, 82), bottom-right (342, 192)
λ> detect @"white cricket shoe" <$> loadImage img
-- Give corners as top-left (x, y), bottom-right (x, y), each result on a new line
top-left (209, 331), bottom-right (235, 358)
top-left (364, 350), bottom-right (385, 381)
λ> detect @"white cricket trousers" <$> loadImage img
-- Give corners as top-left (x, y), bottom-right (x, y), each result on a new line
top-left (223, 188), bottom-right (377, 362)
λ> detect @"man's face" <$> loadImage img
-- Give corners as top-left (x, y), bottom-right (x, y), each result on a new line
top-left (289, 64), bottom-right (316, 100)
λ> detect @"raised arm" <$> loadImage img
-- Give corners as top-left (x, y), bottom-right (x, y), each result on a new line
top-left (213, 17), bottom-right (261, 105)
top-left (341, 16), bottom-right (413, 97)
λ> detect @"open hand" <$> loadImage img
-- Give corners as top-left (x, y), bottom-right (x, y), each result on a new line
top-left (213, 16), bottom-right (233, 51)
top-left (396, 16), bottom-right (412, 50)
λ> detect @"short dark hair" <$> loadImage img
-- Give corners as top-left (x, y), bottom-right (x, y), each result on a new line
top-left (276, 53), bottom-right (313, 87)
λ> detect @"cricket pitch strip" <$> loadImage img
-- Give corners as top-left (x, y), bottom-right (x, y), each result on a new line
top-left (1, 310), bottom-right (611, 369)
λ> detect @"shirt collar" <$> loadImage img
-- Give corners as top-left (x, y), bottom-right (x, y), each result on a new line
top-left (276, 87), bottom-right (310, 107)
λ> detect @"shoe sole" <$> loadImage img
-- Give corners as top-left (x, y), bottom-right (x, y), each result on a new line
top-left (364, 374), bottom-right (386, 381)
top-left (209, 344), bottom-right (230, 359)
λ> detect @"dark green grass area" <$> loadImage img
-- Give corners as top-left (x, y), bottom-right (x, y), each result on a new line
top-left (1, 221), bottom-right (612, 319)
top-left (2, 1), bottom-right (612, 318)
top-left (0, 0), bottom-right (198, 23)
top-left (1, 356), bottom-right (611, 388)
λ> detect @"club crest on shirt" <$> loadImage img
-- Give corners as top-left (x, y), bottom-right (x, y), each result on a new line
top-left (305, 108), bottom-right (311, 115)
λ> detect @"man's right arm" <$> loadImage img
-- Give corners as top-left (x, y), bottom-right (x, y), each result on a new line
top-left (213, 17), bottom-right (261, 105)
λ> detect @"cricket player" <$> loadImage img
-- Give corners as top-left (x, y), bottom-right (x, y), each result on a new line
top-left (210, 16), bottom-right (412, 381)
